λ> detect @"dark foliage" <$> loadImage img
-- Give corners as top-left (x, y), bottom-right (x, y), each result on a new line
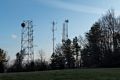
top-left (0, 48), bottom-right (7, 73)
top-left (81, 9), bottom-right (120, 68)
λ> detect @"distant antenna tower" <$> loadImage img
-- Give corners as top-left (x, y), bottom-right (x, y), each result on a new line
top-left (52, 21), bottom-right (56, 54)
top-left (21, 20), bottom-right (34, 62)
top-left (62, 19), bottom-right (69, 43)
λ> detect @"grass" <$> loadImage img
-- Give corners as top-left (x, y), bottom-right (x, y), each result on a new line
top-left (0, 68), bottom-right (120, 80)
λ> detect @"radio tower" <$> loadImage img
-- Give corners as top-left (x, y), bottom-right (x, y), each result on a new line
top-left (21, 20), bottom-right (34, 62)
top-left (52, 21), bottom-right (56, 54)
top-left (62, 19), bottom-right (69, 43)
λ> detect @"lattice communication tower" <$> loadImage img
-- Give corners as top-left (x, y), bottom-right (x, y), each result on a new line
top-left (21, 20), bottom-right (34, 62)
top-left (62, 19), bottom-right (69, 43)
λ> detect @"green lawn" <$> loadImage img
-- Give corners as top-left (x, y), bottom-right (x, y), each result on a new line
top-left (0, 68), bottom-right (120, 80)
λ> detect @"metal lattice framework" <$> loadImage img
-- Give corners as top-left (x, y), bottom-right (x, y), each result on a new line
top-left (62, 19), bottom-right (69, 43)
top-left (21, 20), bottom-right (34, 62)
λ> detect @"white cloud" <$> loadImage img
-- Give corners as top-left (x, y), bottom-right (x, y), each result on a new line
top-left (37, 0), bottom-right (120, 16)
top-left (37, 0), bottom-right (107, 15)
top-left (11, 34), bottom-right (17, 39)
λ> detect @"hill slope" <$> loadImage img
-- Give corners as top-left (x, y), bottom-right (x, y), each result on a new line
top-left (1, 68), bottom-right (120, 80)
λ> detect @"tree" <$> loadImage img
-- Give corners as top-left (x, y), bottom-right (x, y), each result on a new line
top-left (81, 9), bottom-right (120, 67)
top-left (72, 36), bottom-right (81, 68)
top-left (50, 44), bottom-right (65, 69)
top-left (0, 48), bottom-right (8, 73)
top-left (34, 50), bottom-right (48, 71)
top-left (99, 9), bottom-right (120, 67)
top-left (81, 22), bottom-right (103, 67)
top-left (50, 52), bottom-right (57, 69)
top-left (62, 39), bottom-right (75, 68)
top-left (10, 52), bottom-right (24, 72)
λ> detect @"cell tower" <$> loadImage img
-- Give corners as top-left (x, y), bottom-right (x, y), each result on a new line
top-left (21, 20), bottom-right (34, 62)
top-left (52, 21), bottom-right (56, 54)
top-left (62, 19), bottom-right (69, 43)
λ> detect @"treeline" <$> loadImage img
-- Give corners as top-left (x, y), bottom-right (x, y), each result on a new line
top-left (81, 10), bottom-right (120, 68)
top-left (0, 48), bottom-right (49, 72)
top-left (0, 9), bottom-right (120, 73)
top-left (51, 37), bottom-right (81, 69)
top-left (50, 9), bottom-right (120, 69)
top-left (7, 50), bottom-right (49, 72)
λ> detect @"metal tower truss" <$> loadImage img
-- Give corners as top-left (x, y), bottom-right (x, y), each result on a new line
top-left (62, 19), bottom-right (69, 43)
top-left (21, 20), bottom-right (34, 62)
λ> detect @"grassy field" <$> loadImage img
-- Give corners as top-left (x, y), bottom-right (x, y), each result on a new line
top-left (0, 68), bottom-right (120, 80)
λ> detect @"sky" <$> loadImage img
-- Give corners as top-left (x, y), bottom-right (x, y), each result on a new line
top-left (0, 0), bottom-right (120, 60)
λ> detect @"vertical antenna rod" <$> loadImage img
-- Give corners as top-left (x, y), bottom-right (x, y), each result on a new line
top-left (52, 21), bottom-right (55, 54)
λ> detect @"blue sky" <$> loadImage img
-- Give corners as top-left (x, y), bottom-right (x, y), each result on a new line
top-left (0, 0), bottom-right (120, 60)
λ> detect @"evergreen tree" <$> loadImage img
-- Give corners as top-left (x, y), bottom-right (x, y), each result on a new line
top-left (0, 48), bottom-right (8, 72)
top-left (51, 44), bottom-right (65, 69)
top-left (72, 37), bottom-right (81, 68)
top-left (62, 39), bottom-right (75, 68)
top-left (81, 22), bottom-right (103, 67)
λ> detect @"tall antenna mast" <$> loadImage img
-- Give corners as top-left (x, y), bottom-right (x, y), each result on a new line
top-left (62, 23), bottom-right (65, 43)
top-left (21, 20), bottom-right (34, 63)
top-left (65, 19), bottom-right (69, 39)
top-left (62, 19), bottom-right (69, 43)
top-left (52, 21), bottom-right (56, 54)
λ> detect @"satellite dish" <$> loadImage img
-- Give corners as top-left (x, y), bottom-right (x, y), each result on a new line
top-left (65, 19), bottom-right (69, 23)
top-left (21, 23), bottom-right (25, 28)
